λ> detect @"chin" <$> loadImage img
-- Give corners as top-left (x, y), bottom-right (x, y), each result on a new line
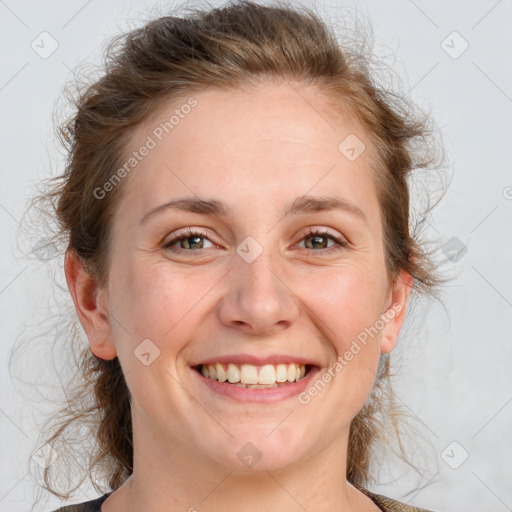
top-left (204, 428), bottom-right (309, 473)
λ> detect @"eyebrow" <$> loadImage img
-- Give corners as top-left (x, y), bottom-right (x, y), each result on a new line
top-left (140, 195), bottom-right (368, 225)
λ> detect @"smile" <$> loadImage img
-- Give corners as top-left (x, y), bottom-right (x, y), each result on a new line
top-left (194, 362), bottom-right (311, 388)
top-left (190, 361), bottom-right (322, 403)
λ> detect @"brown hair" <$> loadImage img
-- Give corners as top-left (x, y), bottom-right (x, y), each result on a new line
top-left (16, 0), bottom-right (450, 504)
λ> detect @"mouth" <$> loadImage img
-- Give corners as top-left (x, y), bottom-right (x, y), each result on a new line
top-left (190, 360), bottom-right (321, 403)
top-left (191, 362), bottom-right (314, 389)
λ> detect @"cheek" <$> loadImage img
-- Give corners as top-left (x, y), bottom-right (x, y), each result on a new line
top-left (303, 263), bottom-right (385, 401)
top-left (108, 261), bottom-right (208, 406)
top-left (109, 259), bottom-right (211, 357)
top-left (306, 263), bottom-right (386, 345)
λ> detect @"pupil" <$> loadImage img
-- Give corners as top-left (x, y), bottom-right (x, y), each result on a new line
top-left (309, 235), bottom-right (326, 249)
top-left (185, 236), bottom-right (202, 249)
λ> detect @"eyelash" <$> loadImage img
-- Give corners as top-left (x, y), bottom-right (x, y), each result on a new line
top-left (162, 228), bottom-right (348, 255)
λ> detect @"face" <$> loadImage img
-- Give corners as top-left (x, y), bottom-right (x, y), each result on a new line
top-left (71, 80), bottom-right (411, 475)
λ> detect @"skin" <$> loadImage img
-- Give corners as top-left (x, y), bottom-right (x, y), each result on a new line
top-left (65, 80), bottom-right (412, 512)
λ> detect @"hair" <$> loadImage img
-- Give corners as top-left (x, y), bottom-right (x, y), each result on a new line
top-left (14, 0), bottom-right (451, 506)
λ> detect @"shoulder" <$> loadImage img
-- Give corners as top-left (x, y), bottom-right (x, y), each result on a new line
top-left (361, 488), bottom-right (437, 512)
top-left (50, 492), bottom-right (112, 512)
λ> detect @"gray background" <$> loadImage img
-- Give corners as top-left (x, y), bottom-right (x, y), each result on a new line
top-left (1, 1), bottom-right (511, 511)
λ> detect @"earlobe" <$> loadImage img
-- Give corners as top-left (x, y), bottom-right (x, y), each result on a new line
top-left (379, 271), bottom-right (414, 354)
top-left (64, 249), bottom-right (117, 360)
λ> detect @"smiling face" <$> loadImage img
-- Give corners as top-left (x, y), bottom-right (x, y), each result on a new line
top-left (74, 80), bottom-right (412, 478)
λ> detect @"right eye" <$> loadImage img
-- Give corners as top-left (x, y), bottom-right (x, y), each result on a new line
top-left (162, 228), bottom-right (216, 252)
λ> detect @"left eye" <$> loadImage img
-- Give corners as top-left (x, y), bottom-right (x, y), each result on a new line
top-left (162, 228), bottom-right (348, 254)
top-left (298, 229), bottom-right (348, 253)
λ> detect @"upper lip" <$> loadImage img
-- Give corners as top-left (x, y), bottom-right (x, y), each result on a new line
top-left (191, 354), bottom-right (320, 367)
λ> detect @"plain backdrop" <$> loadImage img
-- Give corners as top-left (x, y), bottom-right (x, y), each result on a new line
top-left (1, 1), bottom-right (511, 511)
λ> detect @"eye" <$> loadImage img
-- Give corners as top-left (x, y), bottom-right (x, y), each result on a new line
top-left (162, 228), bottom-right (215, 252)
top-left (162, 227), bottom-right (348, 255)
top-left (296, 228), bottom-right (348, 254)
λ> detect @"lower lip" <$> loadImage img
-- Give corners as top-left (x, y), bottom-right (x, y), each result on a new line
top-left (191, 366), bottom-right (321, 403)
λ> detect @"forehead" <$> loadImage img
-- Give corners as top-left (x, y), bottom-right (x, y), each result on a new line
top-left (137, 81), bottom-right (367, 163)
top-left (115, 81), bottom-right (381, 231)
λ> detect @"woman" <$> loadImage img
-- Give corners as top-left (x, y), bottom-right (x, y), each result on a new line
top-left (31, 1), bottom-right (446, 510)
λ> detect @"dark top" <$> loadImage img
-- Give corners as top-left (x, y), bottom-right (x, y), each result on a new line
top-left (50, 488), bottom-right (435, 511)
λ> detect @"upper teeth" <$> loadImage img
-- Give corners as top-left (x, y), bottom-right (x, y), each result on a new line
top-left (200, 363), bottom-right (306, 384)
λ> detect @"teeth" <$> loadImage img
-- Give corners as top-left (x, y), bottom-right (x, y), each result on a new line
top-left (258, 365), bottom-right (276, 385)
top-left (276, 364), bottom-right (288, 382)
top-left (216, 363), bottom-right (227, 382)
top-left (199, 362), bottom-right (308, 385)
top-left (233, 383), bottom-right (279, 389)
top-left (227, 363), bottom-right (240, 383)
top-left (240, 364), bottom-right (258, 384)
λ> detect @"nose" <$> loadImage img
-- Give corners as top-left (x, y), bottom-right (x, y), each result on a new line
top-left (216, 250), bottom-right (300, 336)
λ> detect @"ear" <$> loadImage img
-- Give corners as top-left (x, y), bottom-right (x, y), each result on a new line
top-left (379, 270), bottom-right (414, 354)
top-left (64, 249), bottom-right (117, 360)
